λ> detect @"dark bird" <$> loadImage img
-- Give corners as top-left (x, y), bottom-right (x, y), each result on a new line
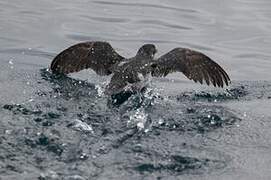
top-left (50, 41), bottom-right (230, 96)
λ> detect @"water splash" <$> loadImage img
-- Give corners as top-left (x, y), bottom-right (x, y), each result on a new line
top-left (95, 84), bottom-right (105, 97)
top-left (128, 108), bottom-right (148, 131)
top-left (69, 119), bottom-right (94, 134)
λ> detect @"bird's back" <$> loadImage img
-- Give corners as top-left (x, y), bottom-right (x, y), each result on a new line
top-left (106, 56), bottom-right (153, 95)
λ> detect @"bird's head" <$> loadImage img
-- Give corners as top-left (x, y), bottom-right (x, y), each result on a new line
top-left (136, 44), bottom-right (157, 59)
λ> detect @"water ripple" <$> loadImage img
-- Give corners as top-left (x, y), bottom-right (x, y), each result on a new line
top-left (81, 15), bottom-right (130, 23)
top-left (65, 33), bottom-right (184, 45)
top-left (0, 48), bottom-right (55, 59)
top-left (92, 1), bottom-right (199, 14)
top-left (136, 19), bottom-right (192, 30)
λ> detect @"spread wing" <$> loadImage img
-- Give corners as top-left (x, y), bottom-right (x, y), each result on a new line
top-left (151, 48), bottom-right (230, 87)
top-left (50, 41), bottom-right (125, 75)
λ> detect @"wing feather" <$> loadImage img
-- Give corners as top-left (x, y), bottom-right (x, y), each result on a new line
top-left (151, 48), bottom-right (230, 87)
top-left (50, 41), bottom-right (125, 75)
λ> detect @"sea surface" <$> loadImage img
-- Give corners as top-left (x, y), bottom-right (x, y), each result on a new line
top-left (1, 0), bottom-right (271, 179)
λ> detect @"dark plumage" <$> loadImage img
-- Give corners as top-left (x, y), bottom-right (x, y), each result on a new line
top-left (50, 41), bottom-right (230, 95)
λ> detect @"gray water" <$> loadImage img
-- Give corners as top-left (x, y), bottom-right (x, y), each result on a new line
top-left (1, 0), bottom-right (271, 179)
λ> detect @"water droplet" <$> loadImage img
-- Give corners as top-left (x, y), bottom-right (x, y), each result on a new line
top-left (9, 59), bottom-right (14, 65)
top-left (80, 153), bottom-right (88, 160)
top-left (144, 128), bottom-right (150, 133)
top-left (28, 98), bottom-right (34, 102)
top-left (9, 59), bottom-right (14, 69)
top-left (243, 112), bottom-right (247, 117)
top-left (158, 118), bottom-right (164, 125)
top-left (5, 129), bottom-right (12, 134)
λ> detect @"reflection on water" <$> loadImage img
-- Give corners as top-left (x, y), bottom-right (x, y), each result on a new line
top-left (1, 0), bottom-right (271, 179)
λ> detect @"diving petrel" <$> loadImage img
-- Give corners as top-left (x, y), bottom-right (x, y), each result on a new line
top-left (50, 41), bottom-right (230, 95)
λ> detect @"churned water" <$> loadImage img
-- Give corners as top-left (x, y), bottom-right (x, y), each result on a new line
top-left (1, 0), bottom-right (271, 179)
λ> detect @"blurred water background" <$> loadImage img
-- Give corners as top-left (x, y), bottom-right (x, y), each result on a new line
top-left (1, 0), bottom-right (271, 179)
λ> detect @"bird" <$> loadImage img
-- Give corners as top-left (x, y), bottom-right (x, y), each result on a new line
top-left (50, 41), bottom-right (230, 96)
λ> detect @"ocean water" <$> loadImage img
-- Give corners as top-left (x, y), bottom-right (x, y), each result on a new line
top-left (1, 0), bottom-right (271, 179)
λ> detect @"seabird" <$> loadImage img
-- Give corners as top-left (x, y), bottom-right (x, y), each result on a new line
top-left (50, 41), bottom-right (230, 96)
